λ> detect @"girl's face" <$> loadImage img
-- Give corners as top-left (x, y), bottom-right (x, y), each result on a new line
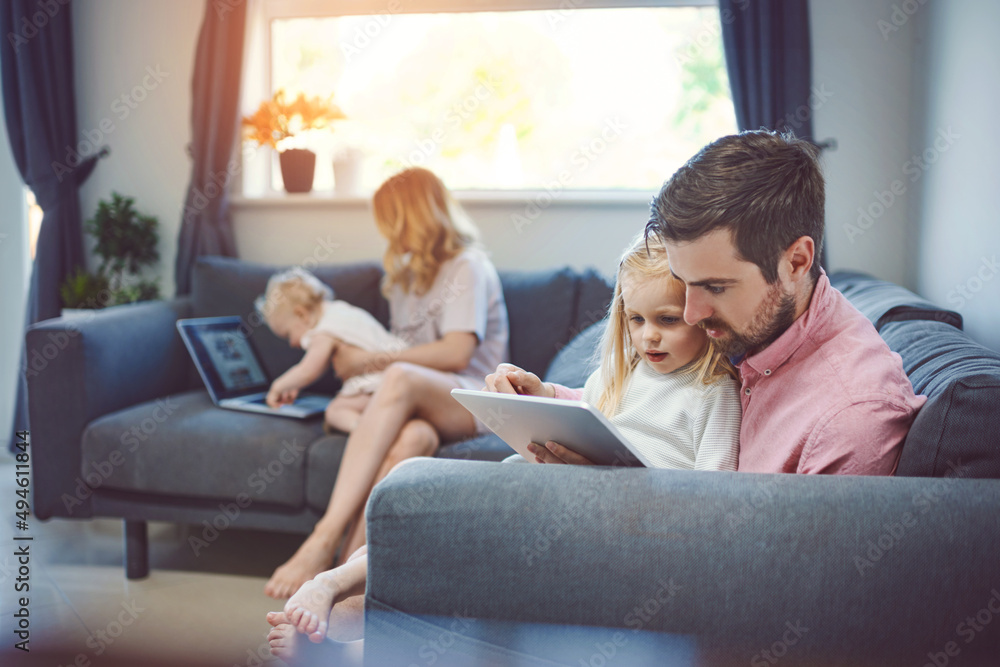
top-left (621, 274), bottom-right (708, 374)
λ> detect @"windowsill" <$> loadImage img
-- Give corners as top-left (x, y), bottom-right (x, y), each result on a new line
top-left (231, 189), bottom-right (654, 208)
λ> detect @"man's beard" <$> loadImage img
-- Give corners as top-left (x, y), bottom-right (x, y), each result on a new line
top-left (701, 282), bottom-right (798, 358)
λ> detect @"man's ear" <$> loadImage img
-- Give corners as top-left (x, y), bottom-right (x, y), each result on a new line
top-left (783, 236), bottom-right (815, 284)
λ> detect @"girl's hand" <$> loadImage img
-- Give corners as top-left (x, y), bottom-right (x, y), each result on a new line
top-left (484, 363), bottom-right (554, 397)
top-left (527, 441), bottom-right (596, 465)
top-left (332, 344), bottom-right (375, 380)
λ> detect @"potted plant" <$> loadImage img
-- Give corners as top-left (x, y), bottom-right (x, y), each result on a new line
top-left (242, 89), bottom-right (345, 193)
top-left (60, 192), bottom-right (160, 313)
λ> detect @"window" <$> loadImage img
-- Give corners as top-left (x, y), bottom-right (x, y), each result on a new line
top-left (242, 0), bottom-right (735, 194)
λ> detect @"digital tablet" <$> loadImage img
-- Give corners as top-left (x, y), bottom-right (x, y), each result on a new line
top-left (450, 389), bottom-right (650, 467)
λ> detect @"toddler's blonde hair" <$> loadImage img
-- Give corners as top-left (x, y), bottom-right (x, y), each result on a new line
top-left (595, 234), bottom-right (737, 417)
top-left (255, 267), bottom-right (333, 322)
top-left (372, 167), bottom-right (480, 297)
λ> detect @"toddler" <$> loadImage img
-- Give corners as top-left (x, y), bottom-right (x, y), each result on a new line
top-left (256, 267), bottom-right (407, 433)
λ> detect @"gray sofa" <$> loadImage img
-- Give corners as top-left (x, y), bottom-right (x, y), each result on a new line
top-left (25, 256), bottom-right (613, 577)
top-left (360, 273), bottom-right (1000, 666)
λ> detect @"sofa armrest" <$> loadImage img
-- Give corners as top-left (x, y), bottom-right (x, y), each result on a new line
top-left (25, 297), bottom-right (192, 519)
top-left (365, 459), bottom-right (1000, 665)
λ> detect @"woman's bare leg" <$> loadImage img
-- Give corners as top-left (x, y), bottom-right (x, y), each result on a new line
top-left (337, 421), bottom-right (440, 566)
top-left (324, 394), bottom-right (372, 434)
top-left (265, 363), bottom-right (475, 598)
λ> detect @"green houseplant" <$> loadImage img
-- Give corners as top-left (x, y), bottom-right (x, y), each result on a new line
top-left (60, 192), bottom-right (160, 310)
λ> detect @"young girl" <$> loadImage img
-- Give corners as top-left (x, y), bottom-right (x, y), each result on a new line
top-left (264, 167), bottom-right (509, 600)
top-left (263, 235), bottom-right (742, 656)
top-left (257, 267), bottom-right (407, 433)
top-left (518, 233), bottom-right (742, 470)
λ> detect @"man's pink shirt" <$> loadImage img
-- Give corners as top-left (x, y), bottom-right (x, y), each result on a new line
top-left (550, 271), bottom-right (926, 475)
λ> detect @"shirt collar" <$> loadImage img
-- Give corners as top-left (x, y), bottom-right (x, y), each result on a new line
top-left (742, 269), bottom-right (831, 377)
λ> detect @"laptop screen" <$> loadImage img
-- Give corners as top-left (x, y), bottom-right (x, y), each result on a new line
top-left (177, 317), bottom-right (271, 402)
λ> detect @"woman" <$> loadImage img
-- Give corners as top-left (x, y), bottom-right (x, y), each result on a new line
top-left (264, 167), bottom-right (509, 599)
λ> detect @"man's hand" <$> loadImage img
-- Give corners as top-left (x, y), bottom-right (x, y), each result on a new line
top-left (332, 343), bottom-right (374, 380)
top-left (527, 440), bottom-right (596, 465)
top-left (484, 363), bottom-right (555, 397)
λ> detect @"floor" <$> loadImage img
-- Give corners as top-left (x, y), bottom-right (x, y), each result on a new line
top-left (0, 453), bottom-right (364, 667)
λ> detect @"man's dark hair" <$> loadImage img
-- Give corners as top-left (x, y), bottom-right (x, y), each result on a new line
top-left (645, 130), bottom-right (825, 284)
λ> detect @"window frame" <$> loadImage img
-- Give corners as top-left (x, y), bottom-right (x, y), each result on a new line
top-left (241, 0), bottom-right (723, 198)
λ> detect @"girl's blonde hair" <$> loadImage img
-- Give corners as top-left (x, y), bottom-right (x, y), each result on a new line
top-left (595, 234), bottom-right (738, 417)
top-left (372, 167), bottom-right (480, 297)
top-left (255, 267), bottom-right (333, 321)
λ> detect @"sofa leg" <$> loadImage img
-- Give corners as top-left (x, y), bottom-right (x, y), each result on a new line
top-left (124, 520), bottom-right (149, 580)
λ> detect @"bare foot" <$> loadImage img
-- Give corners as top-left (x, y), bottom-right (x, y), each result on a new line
top-left (265, 536), bottom-right (337, 599)
top-left (328, 594), bottom-right (365, 642)
top-left (266, 614), bottom-right (299, 662)
top-left (285, 573), bottom-right (339, 642)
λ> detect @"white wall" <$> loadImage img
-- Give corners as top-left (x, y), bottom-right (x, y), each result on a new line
top-left (915, 0), bottom-right (1000, 352)
top-left (0, 99), bottom-right (28, 444)
top-left (71, 0), bottom-right (1000, 340)
top-left (809, 0), bottom-right (922, 289)
top-left (73, 0), bottom-right (203, 297)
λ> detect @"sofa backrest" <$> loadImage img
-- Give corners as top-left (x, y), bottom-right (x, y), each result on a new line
top-left (189, 256), bottom-right (613, 393)
top-left (829, 272), bottom-right (1000, 479)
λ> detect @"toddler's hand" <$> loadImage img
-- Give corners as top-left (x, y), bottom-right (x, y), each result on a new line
top-left (266, 385), bottom-right (298, 408)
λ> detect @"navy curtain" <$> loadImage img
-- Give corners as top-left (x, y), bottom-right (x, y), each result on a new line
top-left (718, 0), bottom-right (827, 268)
top-left (174, 0), bottom-right (246, 295)
top-left (2, 0), bottom-right (103, 451)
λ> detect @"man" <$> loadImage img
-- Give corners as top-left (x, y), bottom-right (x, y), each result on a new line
top-left (491, 130), bottom-right (925, 474)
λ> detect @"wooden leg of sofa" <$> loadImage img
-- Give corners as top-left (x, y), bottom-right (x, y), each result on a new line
top-left (124, 520), bottom-right (149, 580)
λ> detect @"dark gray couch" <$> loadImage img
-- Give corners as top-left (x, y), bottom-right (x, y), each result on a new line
top-left (361, 272), bottom-right (1000, 666)
top-left (25, 256), bottom-right (613, 578)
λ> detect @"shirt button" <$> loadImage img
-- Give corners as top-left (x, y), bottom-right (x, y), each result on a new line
top-left (764, 369), bottom-right (772, 376)
top-left (744, 387), bottom-right (752, 396)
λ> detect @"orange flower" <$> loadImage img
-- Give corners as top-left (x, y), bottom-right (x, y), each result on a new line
top-left (241, 89), bottom-right (345, 149)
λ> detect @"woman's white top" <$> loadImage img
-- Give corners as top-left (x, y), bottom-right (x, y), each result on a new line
top-left (301, 300), bottom-right (408, 396)
top-left (580, 360), bottom-right (741, 471)
top-left (387, 247), bottom-right (509, 386)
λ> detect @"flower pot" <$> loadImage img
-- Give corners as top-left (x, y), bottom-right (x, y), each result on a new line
top-left (279, 148), bottom-right (316, 193)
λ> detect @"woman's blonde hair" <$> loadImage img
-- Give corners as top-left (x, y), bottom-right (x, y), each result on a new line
top-left (372, 167), bottom-right (480, 297)
top-left (255, 267), bottom-right (333, 321)
top-left (594, 234), bottom-right (738, 417)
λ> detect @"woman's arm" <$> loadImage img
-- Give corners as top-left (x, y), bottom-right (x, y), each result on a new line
top-left (332, 331), bottom-right (477, 379)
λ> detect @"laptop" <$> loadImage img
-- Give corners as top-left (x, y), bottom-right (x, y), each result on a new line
top-left (176, 317), bottom-right (332, 419)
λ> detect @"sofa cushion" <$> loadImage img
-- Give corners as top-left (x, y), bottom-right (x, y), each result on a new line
top-left (880, 320), bottom-right (1000, 478)
top-left (190, 256), bottom-right (387, 394)
top-left (438, 434), bottom-right (514, 462)
top-left (498, 268), bottom-right (579, 376)
top-left (81, 390), bottom-right (325, 507)
top-left (829, 270), bottom-right (962, 331)
top-left (305, 434), bottom-right (348, 512)
top-left (544, 320), bottom-right (605, 389)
